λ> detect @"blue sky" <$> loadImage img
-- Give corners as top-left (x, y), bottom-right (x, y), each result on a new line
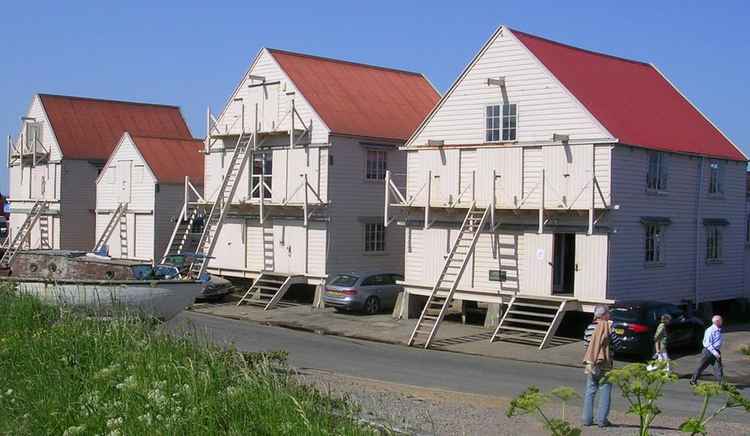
top-left (1, 1), bottom-right (748, 194)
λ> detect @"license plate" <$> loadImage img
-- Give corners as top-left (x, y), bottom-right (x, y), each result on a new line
top-left (327, 291), bottom-right (344, 297)
top-left (614, 328), bottom-right (625, 335)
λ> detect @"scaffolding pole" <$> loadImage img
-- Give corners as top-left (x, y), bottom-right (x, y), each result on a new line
top-left (538, 169), bottom-right (545, 234)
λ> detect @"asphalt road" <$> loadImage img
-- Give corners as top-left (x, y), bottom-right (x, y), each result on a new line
top-left (166, 311), bottom-right (750, 423)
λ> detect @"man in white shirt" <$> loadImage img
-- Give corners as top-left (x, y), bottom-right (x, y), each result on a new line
top-left (690, 315), bottom-right (724, 385)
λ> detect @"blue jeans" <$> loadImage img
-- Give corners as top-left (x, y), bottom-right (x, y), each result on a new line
top-left (582, 373), bottom-right (612, 426)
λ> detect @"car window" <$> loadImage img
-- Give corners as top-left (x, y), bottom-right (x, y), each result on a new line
top-left (329, 274), bottom-right (359, 287)
top-left (610, 306), bottom-right (641, 323)
top-left (362, 275), bottom-right (383, 286)
top-left (380, 274), bottom-right (397, 285)
top-left (392, 274), bottom-right (404, 283)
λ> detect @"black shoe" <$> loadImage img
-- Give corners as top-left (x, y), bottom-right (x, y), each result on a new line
top-left (597, 421), bottom-right (613, 428)
top-left (689, 380), bottom-right (697, 386)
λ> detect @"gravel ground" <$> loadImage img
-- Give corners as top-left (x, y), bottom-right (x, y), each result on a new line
top-left (299, 370), bottom-right (748, 436)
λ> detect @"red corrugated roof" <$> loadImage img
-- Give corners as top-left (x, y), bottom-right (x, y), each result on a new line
top-left (39, 94), bottom-right (192, 160)
top-left (268, 49), bottom-right (440, 142)
top-left (511, 29), bottom-right (746, 161)
top-left (129, 135), bottom-right (204, 185)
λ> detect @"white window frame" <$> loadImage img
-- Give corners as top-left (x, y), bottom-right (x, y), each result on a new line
top-left (708, 160), bottom-right (724, 195)
top-left (705, 225), bottom-right (723, 262)
top-left (365, 149), bottom-right (387, 181)
top-left (250, 153), bottom-right (272, 199)
top-left (363, 222), bottom-right (386, 253)
top-left (646, 151), bottom-right (668, 192)
top-left (644, 223), bottom-right (665, 264)
top-left (485, 104), bottom-right (517, 143)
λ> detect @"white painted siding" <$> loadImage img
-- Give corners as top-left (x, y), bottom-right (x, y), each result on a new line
top-left (215, 49), bottom-right (329, 145)
top-left (60, 160), bottom-right (99, 250)
top-left (154, 184), bottom-right (188, 262)
top-left (326, 136), bottom-right (405, 275)
top-left (608, 146), bottom-right (746, 304)
top-left (400, 144), bottom-right (610, 210)
top-left (574, 234), bottom-right (608, 301)
top-left (409, 28), bottom-right (609, 147)
top-left (208, 219), bottom-right (246, 272)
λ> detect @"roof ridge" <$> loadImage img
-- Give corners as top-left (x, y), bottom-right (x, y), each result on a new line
top-left (39, 93), bottom-right (181, 109)
top-left (267, 48), bottom-right (425, 76)
top-left (129, 133), bottom-right (203, 141)
top-left (509, 27), bottom-right (652, 67)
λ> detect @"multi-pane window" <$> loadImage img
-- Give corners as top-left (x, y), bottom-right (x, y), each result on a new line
top-left (644, 224), bottom-right (664, 263)
top-left (706, 225), bottom-right (723, 261)
top-left (365, 150), bottom-right (387, 180)
top-left (708, 160), bottom-right (724, 194)
top-left (251, 153), bottom-right (272, 199)
top-left (25, 122), bottom-right (42, 150)
top-left (485, 104), bottom-right (517, 142)
top-left (646, 151), bottom-right (668, 191)
top-left (364, 223), bottom-right (385, 252)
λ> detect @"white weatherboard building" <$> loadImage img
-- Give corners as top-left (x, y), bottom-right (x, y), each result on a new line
top-left (167, 48), bottom-right (438, 308)
top-left (385, 26), bottom-right (749, 349)
top-left (4, 94), bottom-right (193, 267)
top-left (95, 133), bottom-right (204, 261)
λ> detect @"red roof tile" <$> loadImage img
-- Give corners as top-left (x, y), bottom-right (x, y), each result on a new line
top-left (511, 29), bottom-right (746, 161)
top-left (39, 94), bottom-right (193, 160)
top-left (129, 135), bottom-right (204, 185)
top-left (268, 49), bottom-right (440, 142)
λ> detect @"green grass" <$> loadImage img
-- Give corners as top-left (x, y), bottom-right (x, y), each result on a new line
top-left (0, 287), bottom-right (377, 435)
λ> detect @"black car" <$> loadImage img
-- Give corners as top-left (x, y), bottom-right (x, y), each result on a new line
top-left (584, 301), bottom-right (705, 357)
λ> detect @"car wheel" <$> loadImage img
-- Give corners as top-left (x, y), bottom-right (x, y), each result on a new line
top-left (363, 296), bottom-right (380, 315)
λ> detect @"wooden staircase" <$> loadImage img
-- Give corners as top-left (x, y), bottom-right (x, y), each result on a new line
top-left (188, 132), bottom-right (258, 278)
top-left (93, 202), bottom-right (127, 254)
top-left (489, 295), bottom-right (575, 350)
top-left (161, 204), bottom-right (205, 263)
top-left (408, 204), bottom-right (490, 348)
top-left (236, 272), bottom-right (305, 310)
top-left (38, 215), bottom-right (51, 249)
top-left (0, 200), bottom-right (49, 267)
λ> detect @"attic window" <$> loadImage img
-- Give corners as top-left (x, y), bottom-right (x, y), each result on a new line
top-left (485, 104), bottom-right (516, 142)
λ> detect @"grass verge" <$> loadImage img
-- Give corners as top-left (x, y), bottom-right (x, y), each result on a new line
top-left (0, 287), bottom-right (377, 435)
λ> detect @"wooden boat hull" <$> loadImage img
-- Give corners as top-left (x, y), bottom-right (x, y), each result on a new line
top-left (6, 278), bottom-right (203, 321)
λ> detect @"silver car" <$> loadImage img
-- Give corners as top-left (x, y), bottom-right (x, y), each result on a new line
top-left (323, 272), bottom-right (404, 314)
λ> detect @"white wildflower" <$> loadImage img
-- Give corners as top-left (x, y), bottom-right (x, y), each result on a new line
top-left (115, 375), bottom-right (137, 391)
top-left (4, 389), bottom-right (12, 396)
top-left (106, 430), bottom-right (122, 436)
top-left (147, 389), bottom-right (167, 406)
top-left (106, 416), bottom-right (123, 429)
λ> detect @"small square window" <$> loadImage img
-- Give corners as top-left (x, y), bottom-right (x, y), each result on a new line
top-left (251, 154), bottom-right (272, 199)
top-left (365, 150), bottom-right (387, 180)
top-left (364, 223), bottom-right (385, 252)
top-left (485, 104), bottom-right (516, 142)
top-left (708, 160), bottom-right (724, 195)
top-left (646, 151), bottom-right (668, 191)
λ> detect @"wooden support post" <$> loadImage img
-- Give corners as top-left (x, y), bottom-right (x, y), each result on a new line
top-left (303, 173), bottom-right (309, 227)
top-left (184, 176), bottom-right (189, 213)
top-left (384, 170), bottom-right (391, 227)
top-left (241, 104), bottom-right (245, 134)
top-left (424, 170), bottom-right (432, 230)
top-left (588, 175), bottom-right (595, 235)
top-left (491, 170), bottom-right (496, 229)
top-left (471, 170), bottom-right (476, 202)
top-left (290, 99), bottom-right (296, 150)
top-left (538, 169), bottom-right (545, 234)
top-left (6, 135), bottom-right (11, 169)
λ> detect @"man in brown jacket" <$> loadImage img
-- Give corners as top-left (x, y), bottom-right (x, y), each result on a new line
top-left (582, 304), bottom-right (614, 427)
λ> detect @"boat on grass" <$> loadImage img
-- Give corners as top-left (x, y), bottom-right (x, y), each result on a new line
top-left (1, 250), bottom-right (203, 320)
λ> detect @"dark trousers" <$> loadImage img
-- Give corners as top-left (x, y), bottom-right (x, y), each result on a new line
top-left (691, 348), bottom-right (723, 383)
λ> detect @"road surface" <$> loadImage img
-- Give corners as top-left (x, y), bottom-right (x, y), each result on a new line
top-left (166, 311), bottom-right (750, 424)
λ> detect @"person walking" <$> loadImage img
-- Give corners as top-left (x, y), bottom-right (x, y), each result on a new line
top-left (582, 305), bottom-right (614, 428)
top-left (647, 314), bottom-right (672, 372)
top-left (690, 315), bottom-right (724, 385)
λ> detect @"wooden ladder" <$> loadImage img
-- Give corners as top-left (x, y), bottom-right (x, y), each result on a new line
top-left (93, 202), bottom-right (128, 254)
top-left (237, 272), bottom-right (303, 310)
top-left (490, 296), bottom-right (573, 350)
top-left (0, 200), bottom-right (48, 267)
top-left (408, 204), bottom-right (490, 348)
top-left (262, 226), bottom-right (275, 271)
top-left (118, 213), bottom-right (129, 258)
top-left (188, 132), bottom-right (256, 278)
top-left (38, 215), bottom-right (51, 249)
